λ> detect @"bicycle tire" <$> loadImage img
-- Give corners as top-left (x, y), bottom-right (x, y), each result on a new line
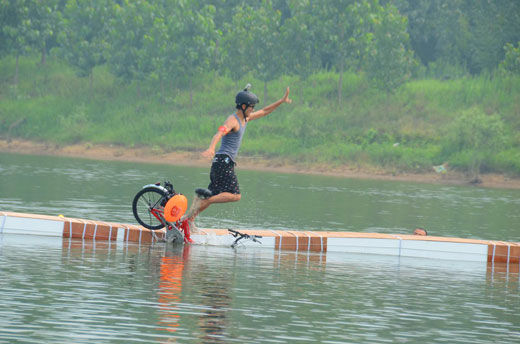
top-left (132, 187), bottom-right (169, 230)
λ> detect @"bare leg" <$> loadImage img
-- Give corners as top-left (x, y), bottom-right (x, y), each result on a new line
top-left (184, 192), bottom-right (241, 220)
top-left (184, 196), bottom-right (202, 219)
top-left (191, 192), bottom-right (241, 219)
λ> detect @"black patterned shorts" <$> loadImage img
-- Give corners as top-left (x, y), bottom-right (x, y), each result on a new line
top-left (208, 154), bottom-right (240, 195)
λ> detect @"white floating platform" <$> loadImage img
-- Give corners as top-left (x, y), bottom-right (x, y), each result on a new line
top-left (1, 211), bottom-right (519, 272)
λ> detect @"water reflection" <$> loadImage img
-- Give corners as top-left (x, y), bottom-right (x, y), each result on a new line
top-left (487, 262), bottom-right (520, 290)
top-left (1, 234), bottom-right (519, 343)
top-left (55, 237), bottom-right (520, 288)
top-left (273, 251), bottom-right (327, 270)
top-left (193, 258), bottom-right (232, 343)
top-left (157, 245), bottom-right (188, 337)
top-left (152, 244), bottom-right (234, 343)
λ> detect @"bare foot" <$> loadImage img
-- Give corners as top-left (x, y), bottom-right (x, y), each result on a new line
top-left (188, 218), bottom-right (200, 234)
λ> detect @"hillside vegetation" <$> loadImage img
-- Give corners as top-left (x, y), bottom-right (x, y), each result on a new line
top-left (2, 1), bottom-right (520, 179)
top-left (1, 55), bottom-right (519, 178)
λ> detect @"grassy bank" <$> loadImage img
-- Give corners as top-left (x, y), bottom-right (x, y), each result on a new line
top-left (1, 55), bottom-right (519, 177)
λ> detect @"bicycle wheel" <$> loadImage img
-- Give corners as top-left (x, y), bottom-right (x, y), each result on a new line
top-left (132, 187), bottom-right (169, 230)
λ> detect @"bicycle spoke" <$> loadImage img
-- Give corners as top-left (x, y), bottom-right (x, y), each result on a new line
top-left (132, 187), bottom-right (169, 230)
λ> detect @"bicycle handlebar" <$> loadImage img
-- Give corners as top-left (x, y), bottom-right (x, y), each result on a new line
top-left (228, 229), bottom-right (262, 248)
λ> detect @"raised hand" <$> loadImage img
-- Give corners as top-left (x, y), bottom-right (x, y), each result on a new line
top-left (282, 87), bottom-right (292, 104)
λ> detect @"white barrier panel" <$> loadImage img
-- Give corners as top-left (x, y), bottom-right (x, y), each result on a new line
top-left (401, 240), bottom-right (488, 262)
top-left (2, 216), bottom-right (63, 237)
top-left (0, 212), bottom-right (518, 270)
top-left (327, 238), bottom-right (400, 256)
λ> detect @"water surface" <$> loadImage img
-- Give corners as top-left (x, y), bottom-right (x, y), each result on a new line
top-left (0, 235), bottom-right (518, 343)
top-left (1, 152), bottom-right (519, 241)
top-left (0, 152), bottom-right (519, 343)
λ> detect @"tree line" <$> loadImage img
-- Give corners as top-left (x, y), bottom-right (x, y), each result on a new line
top-left (2, 0), bottom-right (520, 98)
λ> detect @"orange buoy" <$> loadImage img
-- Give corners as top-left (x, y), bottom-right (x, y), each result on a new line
top-left (164, 194), bottom-right (188, 222)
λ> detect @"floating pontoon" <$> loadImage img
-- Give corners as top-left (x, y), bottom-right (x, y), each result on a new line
top-left (1, 211), bottom-right (518, 273)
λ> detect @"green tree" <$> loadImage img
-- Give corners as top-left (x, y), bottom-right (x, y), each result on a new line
top-left (164, 1), bottom-right (218, 106)
top-left (57, 0), bottom-right (111, 89)
top-left (392, 0), bottom-right (439, 66)
top-left (0, 0), bottom-right (32, 85)
top-left (311, 0), bottom-right (358, 104)
top-left (281, 1), bottom-right (322, 78)
top-left (395, 0), bottom-right (520, 75)
top-left (289, 0), bottom-right (413, 100)
top-left (360, 1), bottom-right (415, 90)
top-left (107, 0), bottom-right (163, 97)
top-left (463, 0), bottom-right (520, 74)
top-left (205, 0), bottom-right (259, 72)
top-left (26, 0), bottom-right (62, 65)
top-left (223, 1), bottom-right (283, 103)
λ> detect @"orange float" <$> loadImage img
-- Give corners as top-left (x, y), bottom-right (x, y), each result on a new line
top-left (164, 194), bottom-right (188, 222)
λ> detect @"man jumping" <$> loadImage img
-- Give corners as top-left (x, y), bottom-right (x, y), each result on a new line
top-left (181, 84), bottom-right (292, 230)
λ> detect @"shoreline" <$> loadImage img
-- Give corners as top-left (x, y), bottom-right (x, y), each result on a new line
top-left (1, 139), bottom-right (519, 190)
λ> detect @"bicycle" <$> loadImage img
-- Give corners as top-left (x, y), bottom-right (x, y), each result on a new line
top-left (132, 180), bottom-right (190, 243)
top-left (132, 181), bottom-right (263, 247)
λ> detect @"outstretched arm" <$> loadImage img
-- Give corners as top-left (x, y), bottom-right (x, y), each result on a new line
top-left (248, 87), bottom-right (292, 121)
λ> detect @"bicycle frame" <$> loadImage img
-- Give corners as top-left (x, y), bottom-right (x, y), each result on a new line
top-left (135, 182), bottom-right (192, 243)
top-left (142, 183), bottom-right (172, 196)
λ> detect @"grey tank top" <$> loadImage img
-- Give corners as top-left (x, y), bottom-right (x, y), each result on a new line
top-left (216, 113), bottom-right (247, 161)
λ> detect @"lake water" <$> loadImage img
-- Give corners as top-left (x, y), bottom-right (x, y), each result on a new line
top-left (0, 152), bottom-right (519, 343)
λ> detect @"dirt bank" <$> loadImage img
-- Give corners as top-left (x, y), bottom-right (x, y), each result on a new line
top-left (1, 139), bottom-right (519, 189)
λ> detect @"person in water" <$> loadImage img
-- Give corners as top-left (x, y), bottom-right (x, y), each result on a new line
top-left (413, 227), bottom-right (428, 236)
top-left (182, 85), bottom-right (292, 229)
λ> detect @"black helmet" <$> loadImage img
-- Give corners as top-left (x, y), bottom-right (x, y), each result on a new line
top-left (235, 83), bottom-right (259, 108)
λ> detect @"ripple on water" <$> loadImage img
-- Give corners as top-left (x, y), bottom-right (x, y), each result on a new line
top-left (0, 237), bottom-right (519, 343)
